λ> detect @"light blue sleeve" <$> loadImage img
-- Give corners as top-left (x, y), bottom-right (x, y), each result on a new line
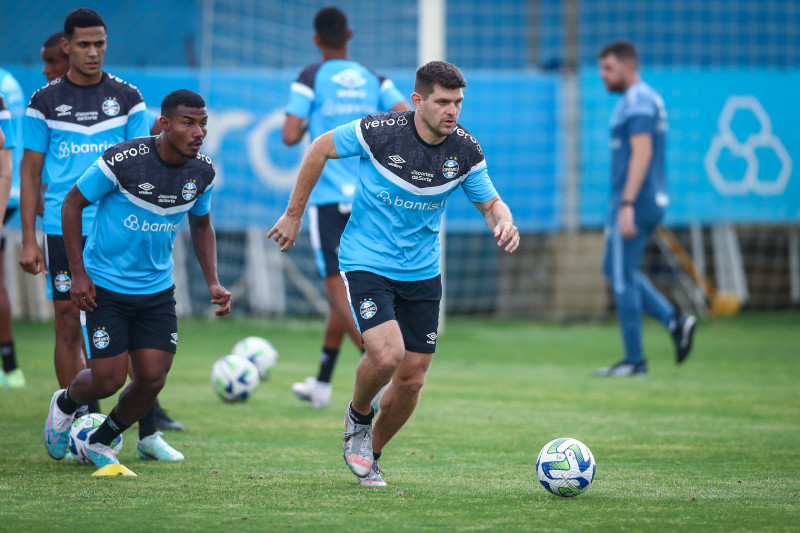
top-left (461, 161), bottom-right (498, 204)
top-left (190, 183), bottom-right (214, 216)
top-left (332, 120), bottom-right (366, 159)
top-left (379, 79), bottom-right (406, 111)
top-left (23, 108), bottom-right (50, 153)
top-left (126, 107), bottom-right (150, 139)
top-left (0, 116), bottom-right (15, 149)
top-left (77, 159), bottom-right (117, 203)
top-left (285, 85), bottom-right (313, 119)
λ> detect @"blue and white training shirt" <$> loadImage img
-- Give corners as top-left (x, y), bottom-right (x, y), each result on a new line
top-left (286, 59), bottom-right (405, 206)
top-left (24, 72), bottom-right (150, 235)
top-left (77, 137), bottom-right (215, 294)
top-left (0, 93), bottom-right (15, 151)
top-left (333, 110), bottom-right (498, 281)
top-left (0, 69), bottom-right (26, 210)
top-left (608, 80), bottom-right (669, 226)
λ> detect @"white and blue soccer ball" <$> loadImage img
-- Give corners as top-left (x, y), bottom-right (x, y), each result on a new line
top-left (211, 354), bottom-right (260, 402)
top-left (536, 437), bottom-right (596, 497)
top-left (231, 336), bottom-right (278, 381)
top-left (69, 413), bottom-right (123, 465)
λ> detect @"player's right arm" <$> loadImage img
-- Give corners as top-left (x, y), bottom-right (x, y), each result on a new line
top-left (268, 130), bottom-right (340, 251)
top-left (19, 149), bottom-right (46, 274)
top-left (61, 184), bottom-right (96, 311)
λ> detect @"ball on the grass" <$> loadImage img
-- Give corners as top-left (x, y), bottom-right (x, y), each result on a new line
top-left (69, 413), bottom-right (123, 465)
top-left (211, 354), bottom-right (260, 402)
top-left (231, 336), bottom-right (278, 381)
top-left (536, 437), bottom-right (596, 497)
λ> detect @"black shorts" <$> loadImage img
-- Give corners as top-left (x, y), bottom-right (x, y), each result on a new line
top-left (308, 203), bottom-right (351, 278)
top-left (81, 285), bottom-right (178, 359)
top-left (44, 234), bottom-right (86, 300)
top-left (341, 270), bottom-right (442, 354)
top-left (1, 206), bottom-right (17, 251)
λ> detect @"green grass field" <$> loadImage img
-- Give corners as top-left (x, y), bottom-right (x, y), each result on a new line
top-left (1, 312), bottom-right (799, 532)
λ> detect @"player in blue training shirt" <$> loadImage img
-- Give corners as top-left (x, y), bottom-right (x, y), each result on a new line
top-left (36, 30), bottom-right (179, 431)
top-left (270, 61), bottom-right (519, 487)
top-left (592, 41), bottom-right (696, 378)
top-left (283, 6), bottom-right (410, 410)
top-left (0, 70), bottom-right (26, 388)
top-left (43, 89), bottom-right (231, 469)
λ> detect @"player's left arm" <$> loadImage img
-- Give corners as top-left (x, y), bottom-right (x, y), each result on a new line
top-left (0, 147), bottom-right (11, 236)
top-left (62, 185), bottom-right (96, 311)
top-left (188, 212), bottom-right (231, 316)
top-left (619, 133), bottom-right (653, 239)
top-left (474, 195), bottom-right (519, 253)
top-left (282, 114), bottom-right (307, 146)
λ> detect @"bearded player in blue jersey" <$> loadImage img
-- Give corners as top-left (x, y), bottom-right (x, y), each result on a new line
top-left (42, 89), bottom-right (230, 469)
top-left (283, 6), bottom-right (410, 409)
top-left (270, 61), bottom-right (519, 486)
top-left (592, 41), bottom-right (696, 378)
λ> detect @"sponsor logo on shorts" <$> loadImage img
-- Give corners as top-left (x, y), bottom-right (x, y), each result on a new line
top-left (182, 181), bottom-right (197, 201)
top-left (442, 157), bottom-right (459, 179)
top-left (93, 328), bottom-right (110, 349)
top-left (102, 98), bottom-right (120, 116)
top-left (170, 332), bottom-right (178, 345)
top-left (426, 332), bottom-right (437, 345)
top-left (54, 272), bottom-right (71, 293)
top-left (360, 299), bottom-right (377, 319)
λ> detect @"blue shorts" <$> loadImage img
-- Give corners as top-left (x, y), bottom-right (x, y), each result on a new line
top-left (44, 234), bottom-right (87, 300)
top-left (81, 285), bottom-right (178, 359)
top-left (341, 270), bottom-right (441, 354)
top-left (308, 203), bottom-right (351, 278)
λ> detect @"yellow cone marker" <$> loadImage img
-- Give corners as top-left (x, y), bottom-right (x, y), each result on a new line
top-left (91, 464), bottom-right (137, 476)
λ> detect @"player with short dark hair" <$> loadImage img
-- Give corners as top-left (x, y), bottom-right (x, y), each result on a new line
top-left (41, 32), bottom-right (69, 83)
top-left (22, 8), bottom-right (183, 459)
top-left (270, 60), bottom-right (519, 486)
top-left (283, 6), bottom-right (410, 409)
top-left (43, 89), bottom-right (230, 469)
top-left (593, 40), bottom-right (696, 377)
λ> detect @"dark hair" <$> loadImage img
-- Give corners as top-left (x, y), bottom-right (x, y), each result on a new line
top-left (64, 8), bottom-right (106, 39)
top-left (44, 31), bottom-right (67, 48)
top-left (314, 6), bottom-right (349, 49)
top-left (598, 40), bottom-right (639, 64)
top-left (161, 89), bottom-right (206, 117)
top-left (414, 61), bottom-right (467, 98)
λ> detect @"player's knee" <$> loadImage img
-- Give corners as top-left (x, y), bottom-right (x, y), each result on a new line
top-left (395, 371), bottom-right (426, 396)
top-left (92, 373), bottom-right (127, 397)
top-left (371, 347), bottom-right (404, 374)
top-left (135, 373), bottom-right (167, 395)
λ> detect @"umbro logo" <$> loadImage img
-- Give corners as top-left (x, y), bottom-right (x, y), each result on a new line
top-left (426, 332), bottom-right (437, 341)
top-left (387, 154), bottom-right (405, 170)
top-left (139, 182), bottom-right (155, 195)
top-left (55, 104), bottom-right (72, 116)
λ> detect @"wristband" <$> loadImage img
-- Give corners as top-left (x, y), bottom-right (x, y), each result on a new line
top-left (621, 200), bottom-right (634, 207)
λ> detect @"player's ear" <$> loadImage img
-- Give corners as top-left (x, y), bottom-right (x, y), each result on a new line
top-left (346, 28), bottom-right (353, 41)
top-left (61, 37), bottom-right (70, 56)
top-left (313, 34), bottom-right (322, 47)
top-left (158, 115), bottom-right (170, 132)
top-left (411, 92), bottom-right (424, 109)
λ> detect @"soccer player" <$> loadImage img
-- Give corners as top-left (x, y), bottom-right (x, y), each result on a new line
top-left (0, 69), bottom-right (27, 388)
top-left (283, 6), bottom-right (410, 409)
top-left (269, 61), bottom-right (519, 486)
top-left (37, 28), bottom-right (179, 430)
top-left (41, 31), bottom-right (162, 136)
top-left (592, 41), bottom-right (696, 377)
top-left (43, 89), bottom-right (230, 468)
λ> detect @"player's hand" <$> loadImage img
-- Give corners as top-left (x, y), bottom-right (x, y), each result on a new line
top-left (209, 283), bottom-right (231, 316)
top-left (70, 271), bottom-right (97, 312)
top-left (19, 243), bottom-right (47, 275)
top-left (493, 220), bottom-right (520, 253)
top-left (267, 213), bottom-right (302, 252)
top-left (618, 206), bottom-right (638, 239)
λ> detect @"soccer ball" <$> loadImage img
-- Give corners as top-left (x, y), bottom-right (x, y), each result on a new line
top-left (536, 437), bottom-right (596, 497)
top-left (231, 336), bottom-right (278, 381)
top-left (211, 354), bottom-right (260, 402)
top-left (69, 413), bottom-right (123, 465)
